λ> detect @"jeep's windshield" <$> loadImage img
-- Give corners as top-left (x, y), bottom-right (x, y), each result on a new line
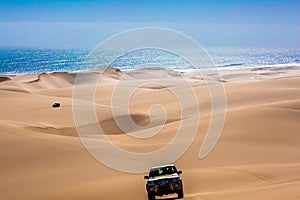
top-left (149, 166), bottom-right (177, 177)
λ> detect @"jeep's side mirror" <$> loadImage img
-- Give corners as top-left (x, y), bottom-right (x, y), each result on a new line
top-left (144, 175), bottom-right (149, 179)
top-left (178, 170), bottom-right (182, 174)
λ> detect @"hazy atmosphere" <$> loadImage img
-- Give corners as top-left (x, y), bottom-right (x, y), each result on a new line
top-left (0, 0), bottom-right (299, 48)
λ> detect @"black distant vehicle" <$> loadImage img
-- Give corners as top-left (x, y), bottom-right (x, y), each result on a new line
top-left (52, 102), bottom-right (60, 108)
top-left (144, 164), bottom-right (184, 200)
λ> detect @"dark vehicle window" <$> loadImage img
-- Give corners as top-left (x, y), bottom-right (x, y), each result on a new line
top-left (149, 166), bottom-right (177, 177)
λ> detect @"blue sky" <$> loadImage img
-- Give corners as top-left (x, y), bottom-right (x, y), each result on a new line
top-left (0, 0), bottom-right (299, 48)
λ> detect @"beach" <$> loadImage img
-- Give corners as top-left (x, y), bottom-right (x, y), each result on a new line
top-left (0, 65), bottom-right (300, 200)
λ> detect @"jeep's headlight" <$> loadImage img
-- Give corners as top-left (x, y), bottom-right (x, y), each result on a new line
top-left (172, 177), bottom-right (181, 184)
top-left (147, 181), bottom-right (156, 187)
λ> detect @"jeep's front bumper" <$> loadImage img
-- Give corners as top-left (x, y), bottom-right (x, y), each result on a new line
top-left (146, 180), bottom-right (182, 196)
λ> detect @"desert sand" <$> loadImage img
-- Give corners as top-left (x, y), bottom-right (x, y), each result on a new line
top-left (0, 66), bottom-right (300, 200)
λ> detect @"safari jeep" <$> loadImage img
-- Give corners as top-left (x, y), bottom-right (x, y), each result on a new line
top-left (144, 164), bottom-right (184, 200)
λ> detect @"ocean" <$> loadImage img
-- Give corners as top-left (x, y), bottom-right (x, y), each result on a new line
top-left (0, 47), bottom-right (300, 75)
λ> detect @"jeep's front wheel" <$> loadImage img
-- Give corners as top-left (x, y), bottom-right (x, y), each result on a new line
top-left (147, 192), bottom-right (156, 200)
top-left (177, 189), bottom-right (184, 199)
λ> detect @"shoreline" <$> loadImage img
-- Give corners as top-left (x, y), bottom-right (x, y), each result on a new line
top-left (0, 63), bottom-right (300, 77)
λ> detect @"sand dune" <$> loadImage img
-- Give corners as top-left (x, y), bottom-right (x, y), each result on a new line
top-left (0, 66), bottom-right (299, 199)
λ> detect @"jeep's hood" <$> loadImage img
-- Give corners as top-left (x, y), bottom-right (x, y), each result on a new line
top-left (148, 173), bottom-right (179, 181)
